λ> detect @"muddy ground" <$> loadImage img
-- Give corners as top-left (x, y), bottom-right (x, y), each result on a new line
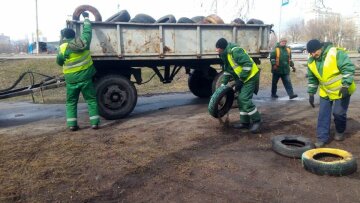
top-left (0, 86), bottom-right (360, 203)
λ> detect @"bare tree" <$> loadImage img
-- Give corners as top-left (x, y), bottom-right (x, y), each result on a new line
top-left (285, 19), bottom-right (305, 43)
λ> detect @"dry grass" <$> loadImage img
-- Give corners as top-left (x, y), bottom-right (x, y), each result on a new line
top-left (0, 58), bottom-right (307, 103)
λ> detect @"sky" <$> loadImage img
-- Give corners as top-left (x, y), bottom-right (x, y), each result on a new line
top-left (0, 0), bottom-right (358, 42)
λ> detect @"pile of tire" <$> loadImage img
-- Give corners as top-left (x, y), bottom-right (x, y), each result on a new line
top-left (72, 5), bottom-right (264, 25)
top-left (271, 135), bottom-right (357, 176)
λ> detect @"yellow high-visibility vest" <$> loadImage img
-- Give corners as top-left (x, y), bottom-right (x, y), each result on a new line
top-left (275, 47), bottom-right (291, 66)
top-left (227, 47), bottom-right (259, 82)
top-left (308, 47), bottom-right (356, 100)
top-left (59, 42), bottom-right (93, 74)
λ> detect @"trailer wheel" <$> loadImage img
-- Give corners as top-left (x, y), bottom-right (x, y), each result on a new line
top-left (95, 75), bottom-right (137, 120)
top-left (72, 5), bottom-right (102, 21)
top-left (188, 68), bottom-right (217, 98)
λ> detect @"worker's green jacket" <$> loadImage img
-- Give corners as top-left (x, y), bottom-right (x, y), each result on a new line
top-left (307, 42), bottom-right (355, 97)
top-left (56, 19), bottom-right (96, 83)
top-left (270, 43), bottom-right (294, 75)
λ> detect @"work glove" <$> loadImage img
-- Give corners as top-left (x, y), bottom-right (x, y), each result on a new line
top-left (82, 12), bottom-right (89, 18)
top-left (339, 86), bottom-right (350, 98)
top-left (292, 67), bottom-right (296, 72)
top-left (272, 65), bottom-right (278, 71)
top-left (309, 94), bottom-right (315, 108)
top-left (234, 80), bottom-right (244, 92)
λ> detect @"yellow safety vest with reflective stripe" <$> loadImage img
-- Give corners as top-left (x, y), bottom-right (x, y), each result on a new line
top-left (59, 42), bottom-right (93, 74)
top-left (275, 47), bottom-right (291, 66)
top-left (308, 47), bottom-right (356, 100)
top-left (227, 47), bottom-right (259, 82)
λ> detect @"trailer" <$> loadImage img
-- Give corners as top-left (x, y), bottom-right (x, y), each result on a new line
top-left (65, 15), bottom-right (273, 120)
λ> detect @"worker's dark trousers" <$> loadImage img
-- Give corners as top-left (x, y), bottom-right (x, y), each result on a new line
top-left (271, 73), bottom-right (295, 96)
top-left (317, 96), bottom-right (351, 142)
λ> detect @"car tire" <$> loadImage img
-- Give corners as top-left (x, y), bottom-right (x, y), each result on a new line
top-left (231, 18), bottom-right (245, 25)
top-left (129, 14), bottom-right (156, 23)
top-left (191, 16), bottom-right (205, 23)
top-left (156, 15), bottom-right (176, 23)
top-left (105, 10), bottom-right (131, 22)
top-left (72, 5), bottom-right (102, 21)
top-left (246, 18), bottom-right (264, 24)
top-left (177, 17), bottom-right (195, 24)
top-left (202, 14), bottom-right (224, 24)
top-left (208, 85), bottom-right (235, 118)
top-left (302, 148), bottom-right (357, 176)
top-left (271, 135), bottom-right (315, 158)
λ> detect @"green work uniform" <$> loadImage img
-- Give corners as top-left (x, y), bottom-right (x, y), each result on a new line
top-left (56, 19), bottom-right (99, 127)
top-left (219, 43), bottom-right (261, 124)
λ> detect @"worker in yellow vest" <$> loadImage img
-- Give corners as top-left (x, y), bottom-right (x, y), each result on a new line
top-left (56, 12), bottom-right (100, 131)
top-left (215, 38), bottom-right (261, 133)
top-left (269, 38), bottom-right (298, 99)
top-left (306, 39), bottom-right (356, 147)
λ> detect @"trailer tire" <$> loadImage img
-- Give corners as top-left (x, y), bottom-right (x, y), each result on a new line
top-left (302, 148), bottom-right (357, 176)
top-left (105, 10), bottom-right (131, 22)
top-left (72, 5), bottom-right (102, 21)
top-left (129, 14), bottom-right (156, 23)
top-left (188, 68), bottom-right (217, 98)
top-left (177, 17), bottom-right (195, 23)
top-left (202, 14), bottom-right (224, 24)
top-left (271, 135), bottom-right (315, 158)
top-left (95, 75), bottom-right (137, 120)
top-left (208, 85), bottom-right (235, 118)
top-left (156, 15), bottom-right (176, 23)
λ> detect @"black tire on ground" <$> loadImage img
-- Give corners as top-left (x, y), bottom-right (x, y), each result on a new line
top-left (72, 5), bottom-right (102, 21)
top-left (105, 10), bottom-right (131, 22)
top-left (191, 16), bottom-right (205, 23)
top-left (271, 135), bottom-right (315, 158)
top-left (302, 148), bottom-right (357, 176)
top-left (246, 18), bottom-right (264, 24)
top-left (156, 15), bottom-right (176, 23)
top-left (188, 67), bottom-right (217, 98)
top-left (129, 14), bottom-right (156, 23)
top-left (208, 85), bottom-right (235, 118)
top-left (95, 75), bottom-right (137, 120)
top-left (177, 17), bottom-right (195, 23)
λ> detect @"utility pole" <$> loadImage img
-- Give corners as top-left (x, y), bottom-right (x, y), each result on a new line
top-left (35, 0), bottom-right (39, 54)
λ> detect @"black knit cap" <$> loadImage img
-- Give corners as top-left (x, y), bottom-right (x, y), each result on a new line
top-left (61, 28), bottom-right (75, 39)
top-left (306, 39), bottom-right (322, 53)
top-left (216, 38), bottom-right (228, 49)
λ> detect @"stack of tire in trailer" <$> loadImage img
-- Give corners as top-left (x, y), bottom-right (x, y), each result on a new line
top-left (271, 135), bottom-right (357, 176)
top-left (71, 4), bottom-right (264, 26)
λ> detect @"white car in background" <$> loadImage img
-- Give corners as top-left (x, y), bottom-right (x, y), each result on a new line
top-left (288, 43), bottom-right (307, 53)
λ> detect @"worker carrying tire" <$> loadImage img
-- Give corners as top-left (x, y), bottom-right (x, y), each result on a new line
top-left (215, 38), bottom-right (261, 133)
top-left (56, 12), bottom-right (100, 131)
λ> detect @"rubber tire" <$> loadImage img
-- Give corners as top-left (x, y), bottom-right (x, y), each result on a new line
top-left (95, 75), bottom-right (137, 120)
top-left (302, 148), bottom-right (357, 176)
top-left (105, 10), bottom-right (131, 22)
top-left (246, 18), bottom-right (264, 24)
top-left (177, 17), bottom-right (195, 24)
top-left (129, 14), bottom-right (156, 23)
top-left (72, 5), bottom-right (102, 21)
top-left (191, 16), bottom-right (205, 23)
top-left (208, 85), bottom-right (235, 118)
top-left (188, 68), bottom-right (217, 98)
top-left (202, 14), bottom-right (224, 24)
top-left (156, 15), bottom-right (176, 23)
top-left (231, 18), bottom-right (245, 25)
top-left (271, 135), bottom-right (315, 158)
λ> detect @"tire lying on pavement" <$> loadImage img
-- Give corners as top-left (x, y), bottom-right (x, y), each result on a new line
top-left (208, 85), bottom-right (235, 118)
top-left (129, 14), bottom-right (156, 23)
top-left (271, 135), bottom-right (315, 158)
top-left (302, 148), bottom-right (357, 176)
top-left (72, 5), bottom-right (102, 21)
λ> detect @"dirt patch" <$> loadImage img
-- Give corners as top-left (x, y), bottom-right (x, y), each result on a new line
top-left (0, 92), bottom-right (360, 202)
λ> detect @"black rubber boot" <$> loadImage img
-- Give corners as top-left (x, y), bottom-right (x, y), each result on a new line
top-left (231, 122), bottom-right (250, 129)
top-left (289, 94), bottom-right (298, 99)
top-left (250, 122), bottom-right (261, 134)
top-left (69, 126), bottom-right (79, 131)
